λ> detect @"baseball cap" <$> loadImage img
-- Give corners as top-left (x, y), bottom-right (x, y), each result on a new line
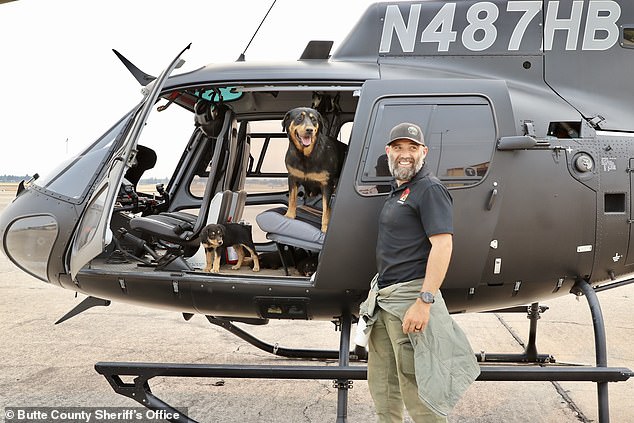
top-left (387, 122), bottom-right (425, 146)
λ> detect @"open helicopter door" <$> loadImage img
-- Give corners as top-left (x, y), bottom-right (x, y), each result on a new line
top-left (317, 78), bottom-right (517, 293)
top-left (69, 45), bottom-right (190, 279)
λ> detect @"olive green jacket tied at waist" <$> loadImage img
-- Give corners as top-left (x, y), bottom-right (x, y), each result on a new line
top-left (359, 276), bottom-right (480, 417)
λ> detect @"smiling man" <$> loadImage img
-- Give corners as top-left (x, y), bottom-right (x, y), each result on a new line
top-left (361, 122), bottom-right (479, 422)
top-left (385, 124), bottom-right (426, 184)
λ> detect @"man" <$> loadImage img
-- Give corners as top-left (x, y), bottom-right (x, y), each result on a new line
top-left (360, 122), bottom-right (479, 422)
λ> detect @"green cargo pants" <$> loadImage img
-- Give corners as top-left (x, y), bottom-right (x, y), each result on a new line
top-left (368, 307), bottom-right (446, 423)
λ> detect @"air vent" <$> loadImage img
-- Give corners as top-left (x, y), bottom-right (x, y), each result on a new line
top-left (605, 193), bottom-right (626, 213)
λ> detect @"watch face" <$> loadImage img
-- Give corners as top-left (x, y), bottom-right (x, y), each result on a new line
top-left (420, 292), bottom-right (434, 303)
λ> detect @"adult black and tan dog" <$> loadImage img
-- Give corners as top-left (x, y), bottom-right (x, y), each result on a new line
top-left (200, 223), bottom-right (260, 273)
top-left (282, 107), bottom-right (347, 232)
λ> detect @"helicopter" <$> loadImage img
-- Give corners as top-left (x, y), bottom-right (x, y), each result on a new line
top-left (1, 0), bottom-right (634, 422)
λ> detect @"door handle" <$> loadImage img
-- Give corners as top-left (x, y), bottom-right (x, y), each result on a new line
top-left (487, 188), bottom-right (498, 210)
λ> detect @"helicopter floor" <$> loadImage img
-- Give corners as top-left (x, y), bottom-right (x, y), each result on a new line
top-left (193, 266), bottom-right (304, 277)
top-left (88, 257), bottom-right (303, 278)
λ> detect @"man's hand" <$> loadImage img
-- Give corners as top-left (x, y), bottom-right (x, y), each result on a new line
top-left (402, 299), bottom-right (431, 334)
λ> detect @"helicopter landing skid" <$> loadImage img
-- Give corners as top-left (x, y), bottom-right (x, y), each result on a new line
top-left (96, 311), bottom-right (362, 423)
top-left (95, 284), bottom-right (633, 422)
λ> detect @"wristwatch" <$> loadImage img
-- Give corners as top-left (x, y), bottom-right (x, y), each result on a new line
top-left (418, 291), bottom-right (435, 304)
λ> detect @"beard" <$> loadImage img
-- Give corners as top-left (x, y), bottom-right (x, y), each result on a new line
top-left (387, 153), bottom-right (424, 182)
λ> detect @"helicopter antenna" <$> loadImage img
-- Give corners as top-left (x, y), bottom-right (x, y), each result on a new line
top-left (236, 0), bottom-right (277, 62)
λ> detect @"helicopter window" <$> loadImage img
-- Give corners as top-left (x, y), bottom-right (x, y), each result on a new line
top-left (431, 104), bottom-right (495, 184)
top-left (139, 98), bottom-right (196, 184)
top-left (241, 118), bottom-right (352, 193)
top-left (188, 115), bottom-right (238, 198)
top-left (235, 119), bottom-right (289, 244)
top-left (357, 97), bottom-right (495, 194)
top-left (338, 121), bottom-right (353, 144)
top-left (185, 118), bottom-right (291, 199)
top-left (36, 113), bottom-right (133, 200)
top-left (622, 27), bottom-right (634, 49)
top-left (188, 133), bottom-right (220, 199)
top-left (548, 121), bottom-right (581, 138)
top-left (245, 120), bottom-right (289, 193)
top-left (190, 173), bottom-right (210, 199)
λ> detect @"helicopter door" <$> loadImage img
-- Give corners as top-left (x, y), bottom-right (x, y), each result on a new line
top-left (316, 79), bottom-right (515, 291)
top-left (69, 45), bottom-right (190, 279)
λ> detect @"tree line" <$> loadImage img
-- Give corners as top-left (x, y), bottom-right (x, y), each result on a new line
top-left (0, 175), bottom-right (31, 183)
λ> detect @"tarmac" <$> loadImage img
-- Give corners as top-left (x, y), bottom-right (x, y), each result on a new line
top-left (0, 186), bottom-right (633, 423)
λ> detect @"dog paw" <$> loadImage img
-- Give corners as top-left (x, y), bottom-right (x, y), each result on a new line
top-left (210, 268), bottom-right (220, 274)
top-left (230, 264), bottom-right (240, 270)
top-left (252, 266), bottom-right (260, 272)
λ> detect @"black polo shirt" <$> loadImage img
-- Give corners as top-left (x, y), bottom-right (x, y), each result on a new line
top-left (376, 165), bottom-right (453, 289)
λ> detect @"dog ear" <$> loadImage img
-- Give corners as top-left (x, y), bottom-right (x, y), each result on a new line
top-left (282, 110), bottom-right (292, 131)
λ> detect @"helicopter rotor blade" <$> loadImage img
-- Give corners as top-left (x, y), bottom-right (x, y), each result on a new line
top-left (112, 49), bottom-right (156, 86)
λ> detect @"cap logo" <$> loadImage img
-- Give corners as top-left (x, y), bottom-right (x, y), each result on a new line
top-left (408, 126), bottom-right (418, 136)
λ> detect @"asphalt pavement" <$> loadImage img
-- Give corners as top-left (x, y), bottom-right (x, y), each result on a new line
top-left (0, 186), bottom-right (633, 423)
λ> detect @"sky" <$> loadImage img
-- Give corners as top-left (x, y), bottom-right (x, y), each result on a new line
top-left (0, 0), bottom-right (380, 178)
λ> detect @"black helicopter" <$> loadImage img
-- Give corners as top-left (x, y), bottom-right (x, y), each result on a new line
top-left (1, 1), bottom-right (634, 422)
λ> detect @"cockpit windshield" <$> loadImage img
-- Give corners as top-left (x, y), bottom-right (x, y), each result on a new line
top-left (34, 112), bottom-right (134, 201)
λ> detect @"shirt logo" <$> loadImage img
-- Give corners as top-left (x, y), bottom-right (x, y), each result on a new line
top-left (398, 187), bottom-right (410, 204)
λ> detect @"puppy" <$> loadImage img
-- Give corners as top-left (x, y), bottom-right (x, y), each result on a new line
top-left (282, 107), bottom-right (347, 232)
top-left (296, 255), bottom-right (318, 277)
top-left (200, 223), bottom-right (260, 273)
top-left (257, 251), bottom-right (283, 270)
